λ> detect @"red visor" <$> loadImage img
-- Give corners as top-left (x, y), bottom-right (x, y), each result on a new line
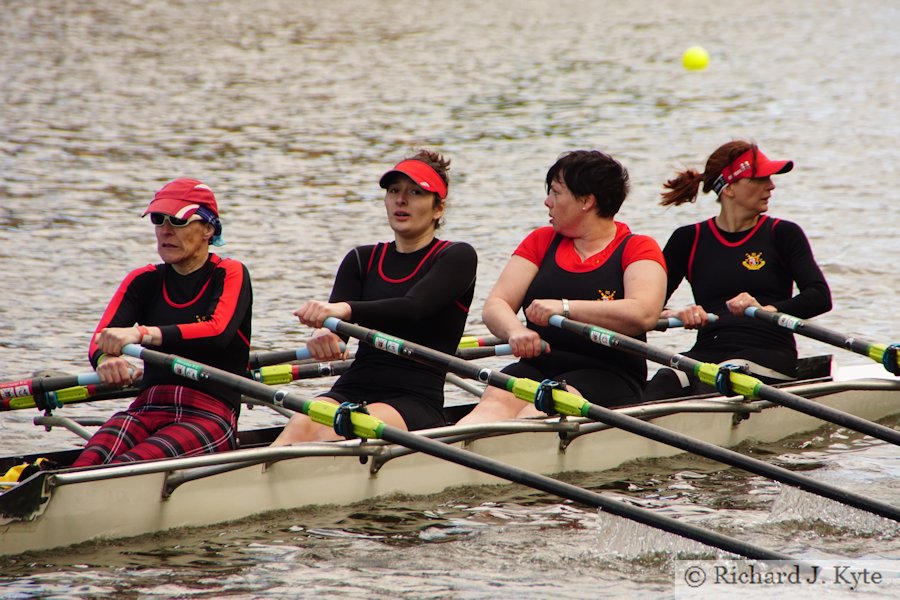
top-left (379, 160), bottom-right (447, 199)
top-left (712, 149), bottom-right (793, 195)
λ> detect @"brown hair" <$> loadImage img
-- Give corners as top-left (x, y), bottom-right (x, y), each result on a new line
top-left (660, 140), bottom-right (759, 206)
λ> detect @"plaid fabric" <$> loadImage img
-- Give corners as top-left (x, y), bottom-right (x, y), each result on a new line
top-left (72, 385), bottom-right (237, 467)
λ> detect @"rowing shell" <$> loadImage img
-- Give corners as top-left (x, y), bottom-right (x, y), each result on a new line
top-left (1, 361), bottom-right (897, 556)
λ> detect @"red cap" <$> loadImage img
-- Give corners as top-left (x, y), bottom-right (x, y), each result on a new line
top-left (143, 178), bottom-right (219, 218)
top-left (713, 149), bottom-right (793, 195)
top-left (379, 160), bottom-right (447, 199)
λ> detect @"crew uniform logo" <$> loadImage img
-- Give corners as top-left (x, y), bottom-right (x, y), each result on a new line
top-left (597, 290), bottom-right (617, 301)
top-left (742, 252), bottom-right (766, 271)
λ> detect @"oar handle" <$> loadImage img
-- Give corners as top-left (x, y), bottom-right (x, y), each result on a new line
top-left (247, 344), bottom-right (345, 370)
top-left (457, 335), bottom-right (505, 349)
top-left (250, 359), bottom-right (354, 385)
top-left (655, 313), bottom-right (719, 331)
top-left (456, 342), bottom-right (547, 360)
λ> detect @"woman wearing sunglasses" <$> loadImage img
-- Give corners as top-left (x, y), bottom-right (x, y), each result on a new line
top-left (73, 178), bottom-right (253, 467)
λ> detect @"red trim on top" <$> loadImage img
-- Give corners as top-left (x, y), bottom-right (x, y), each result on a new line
top-left (162, 254), bottom-right (220, 309)
top-left (366, 245), bottom-right (379, 274)
top-left (236, 328), bottom-right (250, 348)
top-left (707, 215), bottom-right (770, 247)
top-left (687, 222), bottom-right (701, 282)
top-left (454, 299), bottom-right (470, 313)
top-left (177, 256), bottom-right (243, 341)
top-left (377, 240), bottom-right (450, 283)
top-left (163, 278), bottom-right (211, 308)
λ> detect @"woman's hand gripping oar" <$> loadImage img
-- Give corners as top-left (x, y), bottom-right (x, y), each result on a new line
top-left (744, 307), bottom-right (900, 376)
top-left (323, 317), bottom-right (900, 523)
top-left (122, 342), bottom-right (793, 561)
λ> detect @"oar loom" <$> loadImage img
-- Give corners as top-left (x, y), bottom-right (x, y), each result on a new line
top-left (550, 315), bottom-right (900, 448)
top-left (122, 343), bottom-right (792, 560)
top-left (745, 307), bottom-right (900, 376)
top-left (323, 317), bottom-right (900, 522)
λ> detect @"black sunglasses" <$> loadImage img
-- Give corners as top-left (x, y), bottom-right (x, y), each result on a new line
top-left (149, 213), bottom-right (197, 227)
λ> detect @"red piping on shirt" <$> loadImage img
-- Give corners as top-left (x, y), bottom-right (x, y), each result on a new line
top-left (377, 240), bottom-right (451, 283)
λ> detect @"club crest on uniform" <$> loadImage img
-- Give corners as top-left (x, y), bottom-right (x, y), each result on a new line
top-left (742, 252), bottom-right (766, 271)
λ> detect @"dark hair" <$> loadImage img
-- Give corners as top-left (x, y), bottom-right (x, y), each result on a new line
top-left (660, 140), bottom-right (760, 206)
top-left (545, 150), bottom-right (630, 218)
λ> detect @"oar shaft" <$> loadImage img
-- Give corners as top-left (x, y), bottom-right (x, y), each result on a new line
top-left (327, 317), bottom-right (900, 522)
top-left (251, 360), bottom-right (353, 385)
top-left (378, 427), bottom-right (788, 560)
top-left (122, 343), bottom-right (791, 560)
top-left (247, 346), bottom-right (322, 370)
top-left (578, 402), bottom-right (900, 521)
top-left (746, 307), bottom-right (899, 372)
top-left (1, 372), bottom-right (101, 400)
top-left (457, 335), bottom-right (505, 349)
top-left (550, 315), bottom-right (900, 448)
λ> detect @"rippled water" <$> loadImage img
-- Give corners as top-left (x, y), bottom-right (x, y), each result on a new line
top-left (1, 0), bottom-right (899, 597)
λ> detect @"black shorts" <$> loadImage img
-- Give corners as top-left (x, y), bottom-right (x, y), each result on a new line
top-left (321, 382), bottom-right (447, 431)
top-left (501, 361), bottom-right (643, 408)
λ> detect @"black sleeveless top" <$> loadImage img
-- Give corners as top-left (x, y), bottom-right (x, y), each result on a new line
top-left (520, 233), bottom-right (647, 385)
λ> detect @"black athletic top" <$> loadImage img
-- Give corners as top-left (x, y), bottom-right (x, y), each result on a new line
top-left (327, 239), bottom-right (477, 413)
top-left (89, 254), bottom-right (253, 411)
top-left (664, 215), bottom-right (831, 374)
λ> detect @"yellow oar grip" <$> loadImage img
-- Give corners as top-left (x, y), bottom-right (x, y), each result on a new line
top-left (306, 399), bottom-right (384, 439)
top-left (509, 379), bottom-right (589, 417)
top-left (457, 336), bottom-right (482, 349)
top-left (8, 385), bottom-right (91, 410)
top-left (253, 364), bottom-right (295, 385)
top-left (696, 363), bottom-right (761, 397)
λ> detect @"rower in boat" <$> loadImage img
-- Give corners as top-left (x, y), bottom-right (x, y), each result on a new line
top-left (272, 149), bottom-right (477, 444)
top-left (645, 141), bottom-right (832, 400)
top-left (457, 150), bottom-right (666, 425)
top-left (72, 178), bottom-right (253, 467)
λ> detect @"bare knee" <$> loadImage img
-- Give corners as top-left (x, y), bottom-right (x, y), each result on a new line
top-left (457, 387), bottom-right (528, 425)
top-left (271, 414), bottom-right (324, 446)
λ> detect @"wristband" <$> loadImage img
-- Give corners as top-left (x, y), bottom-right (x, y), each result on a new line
top-left (137, 325), bottom-right (152, 346)
top-left (561, 298), bottom-right (570, 319)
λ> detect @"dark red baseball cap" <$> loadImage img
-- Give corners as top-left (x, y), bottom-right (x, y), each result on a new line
top-left (143, 178), bottom-right (219, 218)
